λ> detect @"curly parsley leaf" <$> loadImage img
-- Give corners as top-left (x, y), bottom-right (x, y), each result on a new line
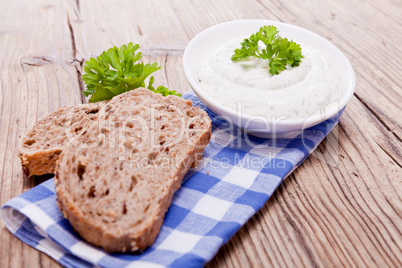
top-left (231, 25), bottom-right (303, 75)
top-left (82, 42), bottom-right (181, 103)
top-left (147, 76), bottom-right (181, 97)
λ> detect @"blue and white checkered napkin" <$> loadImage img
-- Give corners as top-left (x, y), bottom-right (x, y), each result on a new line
top-left (2, 92), bottom-right (342, 268)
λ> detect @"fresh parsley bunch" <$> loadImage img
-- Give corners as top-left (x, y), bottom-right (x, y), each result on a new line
top-left (231, 25), bottom-right (303, 75)
top-left (82, 42), bottom-right (181, 102)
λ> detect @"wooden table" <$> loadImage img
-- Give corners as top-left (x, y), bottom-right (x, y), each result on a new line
top-left (1, 0), bottom-right (401, 267)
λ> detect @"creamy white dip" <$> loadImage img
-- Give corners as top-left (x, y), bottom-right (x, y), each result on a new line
top-left (198, 38), bottom-right (346, 120)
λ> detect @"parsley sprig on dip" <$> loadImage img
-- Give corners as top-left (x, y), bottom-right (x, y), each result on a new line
top-left (82, 42), bottom-right (181, 103)
top-left (231, 25), bottom-right (303, 75)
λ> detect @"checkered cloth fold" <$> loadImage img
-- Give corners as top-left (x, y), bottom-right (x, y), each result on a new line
top-left (2, 92), bottom-right (342, 268)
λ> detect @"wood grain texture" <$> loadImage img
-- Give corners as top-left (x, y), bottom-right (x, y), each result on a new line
top-left (0, 0), bottom-right (401, 267)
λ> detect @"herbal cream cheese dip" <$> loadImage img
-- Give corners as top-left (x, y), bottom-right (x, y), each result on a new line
top-left (198, 38), bottom-right (346, 120)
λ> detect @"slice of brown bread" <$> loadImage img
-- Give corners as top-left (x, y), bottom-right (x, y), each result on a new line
top-left (19, 102), bottom-right (104, 177)
top-left (55, 88), bottom-right (211, 253)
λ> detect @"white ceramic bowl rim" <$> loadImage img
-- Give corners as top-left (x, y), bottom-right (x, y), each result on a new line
top-left (183, 19), bottom-right (355, 127)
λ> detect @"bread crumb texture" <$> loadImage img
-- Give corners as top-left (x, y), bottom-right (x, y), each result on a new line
top-left (55, 88), bottom-right (211, 252)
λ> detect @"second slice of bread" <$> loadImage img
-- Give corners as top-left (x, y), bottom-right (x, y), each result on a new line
top-left (55, 88), bottom-right (211, 252)
top-left (19, 102), bottom-right (104, 177)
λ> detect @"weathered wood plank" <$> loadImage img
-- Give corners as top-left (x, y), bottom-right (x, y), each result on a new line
top-left (0, 1), bottom-right (80, 267)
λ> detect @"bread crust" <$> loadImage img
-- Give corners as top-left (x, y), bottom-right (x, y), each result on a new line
top-left (55, 88), bottom-right (211, 252)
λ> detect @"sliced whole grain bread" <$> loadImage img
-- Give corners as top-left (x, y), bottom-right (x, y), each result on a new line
top-left (55, 88), bottom-right (211, 252)
top-left (19, 102), bottom-right (104, 177)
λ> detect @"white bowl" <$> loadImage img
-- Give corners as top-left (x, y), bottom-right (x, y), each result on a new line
top-left (183, 20), bottom-right (355, 138)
